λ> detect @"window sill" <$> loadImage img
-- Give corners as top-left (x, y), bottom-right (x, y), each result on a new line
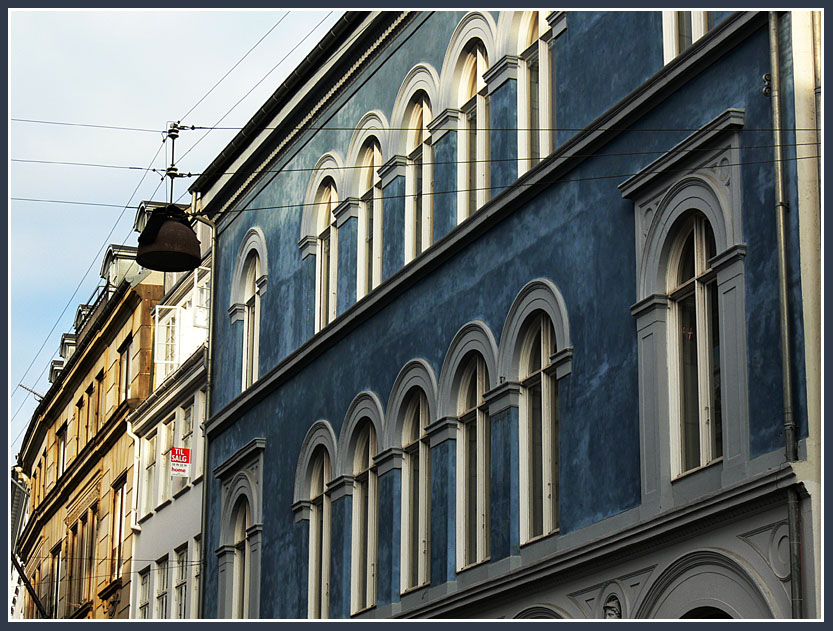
top-left (351, 603), bottom-right (377, 617)
top-left (520, 528), bottom-right (560, 548)
top-left (69, 600), bottom-right (93, 619)
top-left (155, 498), bottom-right (172, 512)
top-left (138, 511), bottom-right (153, 525)
top-left (400, 581), bottom-right (430, 597)
top-left (173, 483), bottom-right (191, 499)
top-left (671, 456), bottom-right (723, 483)
top-left (457, 556), bottom-right (491, 574)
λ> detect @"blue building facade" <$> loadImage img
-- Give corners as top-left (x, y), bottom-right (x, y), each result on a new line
top-left (190, 11), bottom-right (820, 619)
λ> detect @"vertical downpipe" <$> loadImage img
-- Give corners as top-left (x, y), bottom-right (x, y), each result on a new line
top-left (193, 193), bottom-right (216, 620)
top-left (768, 11), bottom-right (803, 619)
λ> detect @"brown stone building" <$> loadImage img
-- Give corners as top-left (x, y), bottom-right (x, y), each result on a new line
top-left (15, 245), bottom-right (163, 619)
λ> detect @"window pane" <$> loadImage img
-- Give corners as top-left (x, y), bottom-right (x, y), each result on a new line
top-left (530, 380), bottom-right (543, 538)
top-left (709, 282), bottom-right (722, 459)
top-left (678, 231), bottom-right (695, 284)
top-left (468, 107), bottom-right (477, 215)
top-left (414, 151), bottom-right (423, 255)
top-left (549, 379), bottom-right (559, 529)
top-left (679, 292), bottom-right (700, 472)
top-left (365, 198), bottom-right (374, 293)
top-left (409, 454), bottom-right (419, 588)
top-left (677, 11), bottom-right (693, 51)
top-left (357, 479), bottom-right (367, 609)
top-left (466, 421), bottom-right (477, 564)
top-left (529, 57), bottom-right (540, 162)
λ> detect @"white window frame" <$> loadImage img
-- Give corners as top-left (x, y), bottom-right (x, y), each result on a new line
top-left (667, 214), bottom-right (722, 477)
top-left (357, 142), bottom-right (383, 297)
top-left (519, 313), bottom-right (559, 544)
top-left (144, 432), bottom-right (158, 514)
top-left (138, 567), bottom-right (151, 619)
top-left (242, 254), bottom-right (261, 389)
top-left (174, 546), bottom-right (188, 619)
top-left (191, 537), bottom-right (201, 619)
top-left (193, 266), bottom-right (211, 329)
top-left (455, 354), bottom-right (490, 570)
top-left (155, 556), bottom-right (169, 619)
top-left (314, 181), bottom-right (339, 332)
top-left (154, 305), bottom-right (181, 384)
top-left (662, 10), bottom-right (710, 64)
top-left (404, 95), bottom-right (433, 264)
top-left (517, 11), bottom-right (553, 176)
top-left (350, 423), bottom-right (377, 614)
top-left (400, 388), bottom-right (430, 593)
top-left (160, 417), bottom-right (175, 502)
top-left (308, 449), bottom-right (331, 619)
top-left (457, 41), bottom-right (490, 222)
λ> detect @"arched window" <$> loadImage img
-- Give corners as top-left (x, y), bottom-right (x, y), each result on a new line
top-left (308, 447), bottom-right (331, 619)
top-left (316, 179), bottom-right (338, 330)
top-left (668, 213), bottom-right (721, 476)
top-left (518, 11), bottom-right (552, 175)
top-left (456, 353), bottom-right (490, 569)
top-left (519, 312), bottom-right (558, 542)
top-left (359, 141), bottom-right (382, 297)
top-left (406, 93), bottom-right (432, 262)
top-left (231, 497), bottom-right (251, 618)
top-left (351, 421), bottom-right (377, 613)
top-left (242, 252), bottom-right (260, 388)
top-left (401, 387), bottom-right (430, 591)
top-left (459, 39), bottom-right (489, 220)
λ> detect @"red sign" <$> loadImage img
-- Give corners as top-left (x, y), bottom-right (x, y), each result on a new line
top-left (171, 447), bottom-right (192, 477)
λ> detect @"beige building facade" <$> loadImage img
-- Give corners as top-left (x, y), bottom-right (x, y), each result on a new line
top-left (15, 246), bottom-right (163, 619)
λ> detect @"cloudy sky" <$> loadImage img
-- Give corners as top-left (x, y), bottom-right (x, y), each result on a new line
top-left (8, 9), bottom-right (345, 464)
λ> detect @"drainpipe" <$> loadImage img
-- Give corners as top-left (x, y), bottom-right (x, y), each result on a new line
top-left (768, 11), bottom-right (803, 619)
top-left (191, 193), bottom-right (216, 620)
top-left (124, 419), bottom-right (142, 620)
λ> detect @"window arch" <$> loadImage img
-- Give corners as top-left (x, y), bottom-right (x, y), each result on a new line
top-left (316, 178), bottom-right (339, 331)
top-left (350, 420), bottom-right (377, 613)
top-left (229, 227), bottom-right (268, 391)
top-left (308, 446), bottom-right (331, 619)
top-left (458, 39), bottom-right (490, 221)
top-left (293, 421), bottom-right (337, 619)
top-left (359, 139), bottom-right (382, 296)
top-left (241, 252), bottom-right (260, 388)
top-left (667, 212), bottom-right (721, 476)
top-left (517, 11), bottom-right (552, 175)
top-left (519, 312), bottom-right (559, 542)
top-left (384, 359), bottom-right (438, 594)
top-left (215, 438), bottom-right (264, 619)
top-left (455, 352), bottom-right (490, 569)
top-left (405, 92), bottom-right (433, 263)
top-left (230, 496), bottom-right (251, 618)
top-left (400, 386), bottom-right (430, 591)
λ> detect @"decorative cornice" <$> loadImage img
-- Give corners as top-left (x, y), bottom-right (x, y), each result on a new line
top-left (333, 197), bottom-right (361, 228)
top-left (213, 437), bottom-right (266, 480)
top-left (327, 474), bottom-right (355, 501)
top-left (547, 11), bottom-right (567, 43)
top-left (228, 302), bottom-right (245, 323)
top-left (426, 108), bottom-right (461, 143)
top-left (379, 155), bottom-right (408, 188)
top-left (618, 108), bottom-right (746, 199)
top-left (426, 416), bottom-right (458, 448)
top-left (298, 234), bottom-right (318, 259)
top-left (375, 447), bottom-right (404, 475)
top-left (483, 380), bottom-right (521, 416)
top-left (550, 347), bottom-right (574, 380)
top-left (484, 55), bottom-right (519, 93)
top-left (630, 294), bottom-right (670, 319)
top-left (710, 243), bottom-right (747, 273)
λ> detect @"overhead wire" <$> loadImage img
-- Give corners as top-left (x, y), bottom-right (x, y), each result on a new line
top-left (10, 11), bottom-right (338, 452)
top-left (9, 139), bottom-right (819, 181)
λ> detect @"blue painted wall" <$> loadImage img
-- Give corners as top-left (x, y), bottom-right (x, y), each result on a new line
top-left (201, 11), bottom-right (810, 617)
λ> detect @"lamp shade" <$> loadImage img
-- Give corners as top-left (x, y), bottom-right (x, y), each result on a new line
top-left (136, 205), bottom-right (201, 272)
